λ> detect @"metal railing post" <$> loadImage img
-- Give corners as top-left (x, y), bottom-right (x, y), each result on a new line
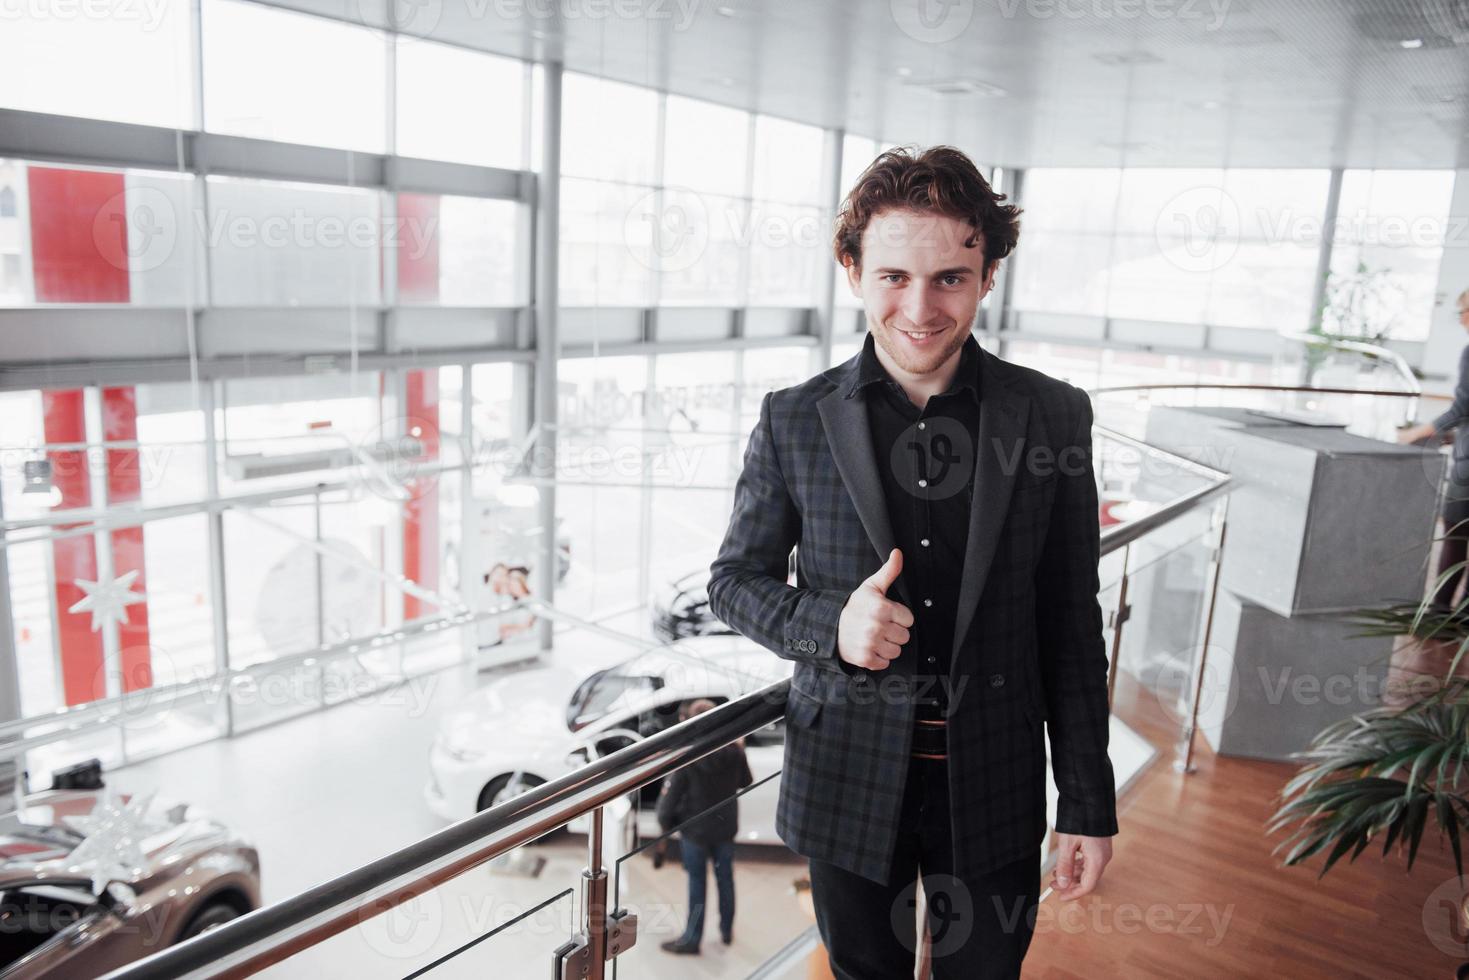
top-left (1106, 543), bottom-right (1132, 710)
top-left (1176, 497), bottom-right (1231, 774)
top-left (583, 807), bottom-right (607, 979)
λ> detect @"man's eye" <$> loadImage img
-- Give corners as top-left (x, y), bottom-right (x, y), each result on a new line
top-left (941, 275), bottom-right (962, 286)
top-left (882, 274), bottom-right (905, 284)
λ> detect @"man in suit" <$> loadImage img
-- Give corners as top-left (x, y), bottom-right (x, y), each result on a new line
top-left (707, 146), bottom-right (1118, 978)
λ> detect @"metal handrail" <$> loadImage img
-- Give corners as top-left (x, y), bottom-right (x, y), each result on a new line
top-left (100, 677), bottom-right (788, 980)
top-left (1277, 330), bottom-right (1422, 399)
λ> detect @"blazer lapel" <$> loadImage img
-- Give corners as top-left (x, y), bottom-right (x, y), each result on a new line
top-left (951, 349), bottom-right (1031, 662)
top-left (816, 382), bottom-right (912, 609)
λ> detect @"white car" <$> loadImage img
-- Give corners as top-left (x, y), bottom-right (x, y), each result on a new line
top-left (425, 636), bottom-right (792, 844)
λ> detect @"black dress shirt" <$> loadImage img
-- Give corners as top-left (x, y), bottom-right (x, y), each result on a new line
top-left (852, 330), bottom-right (981, 755)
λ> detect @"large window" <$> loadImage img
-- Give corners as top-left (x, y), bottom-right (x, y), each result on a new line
top-left (1329, 169), bottom-right (1457, 342)
top-left (0, 0), bottom-right (194, 129)
top-left (1012, 167), bottom-right (1331, 333)
top-left (202, 0), bottom-right (388, 153)
top-left (395, 40), bottom-right (527, 169)
top-left (559, 76), bottom-right (830, 309)
top-left (206, 177), bottom-right (381, 307)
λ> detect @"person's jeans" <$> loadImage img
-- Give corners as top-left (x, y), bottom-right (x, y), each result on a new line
top-left (807, 756), bottom-right (1041, 979)
top-left (677, 838), bottom-right (736, 947)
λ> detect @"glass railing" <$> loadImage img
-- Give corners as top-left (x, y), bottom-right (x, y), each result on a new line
top-left (79, 377), bottom-right (1451, 978)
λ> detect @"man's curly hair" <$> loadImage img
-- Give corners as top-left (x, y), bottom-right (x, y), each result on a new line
top-left (832, 145), bottom-right (1022, 279)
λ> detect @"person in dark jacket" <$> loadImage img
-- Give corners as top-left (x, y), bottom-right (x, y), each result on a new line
top-left (1399, 287), bottom-right (1469, 611)
top-left (656, 698), bottom-right (753, 955)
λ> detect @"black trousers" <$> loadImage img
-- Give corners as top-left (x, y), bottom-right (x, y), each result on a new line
top-left (1435, 494), bottom-right (1469, 611)
top-left (807, 755), bottom-right (1041, 980)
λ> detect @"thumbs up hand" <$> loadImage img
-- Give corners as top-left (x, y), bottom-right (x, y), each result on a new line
top-left (837, 549), bottom-right (914, 671)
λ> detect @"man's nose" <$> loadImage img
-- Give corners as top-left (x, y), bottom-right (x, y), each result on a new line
top-left (902, 283), bottom-right (938, 326)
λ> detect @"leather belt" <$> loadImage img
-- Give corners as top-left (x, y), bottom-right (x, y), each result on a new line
top-left (910, 717), bottom-right (948, 760)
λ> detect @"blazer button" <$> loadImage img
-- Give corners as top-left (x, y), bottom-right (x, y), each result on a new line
top-left (990, 673), bottom-right (1005, 688)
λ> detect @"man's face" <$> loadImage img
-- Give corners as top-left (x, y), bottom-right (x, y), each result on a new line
top-left (846, 208), bottom-right (997, 377)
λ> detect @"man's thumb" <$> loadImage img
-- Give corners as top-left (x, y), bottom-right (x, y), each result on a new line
top-left (866, 548), bottom-right (903, 594)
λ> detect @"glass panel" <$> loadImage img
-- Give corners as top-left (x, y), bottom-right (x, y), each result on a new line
top-left (396, 194), bottom-right (527, 306)
top-left (0, 0), bottom-right (194, 129)
top-left (202, 0), bottom-right (388, 153)
top-left (138, 512), bottom-right (217, 683)
top-left (561, 73), bottom-right (658, 185)
top-left (612, 753), bottom-right (804, 973)
top-left (839, 134), bottom-right (878, 202)
top-left (250, 877), bottom-right (578, 977)
top-left (656, 191), bottom-right (745, 307)
top-left (746, 201), bottom-right (825, 307)
top-left (752, 116), bottom-right (825, 206)
top-left (560, 178), bottom-right (656, 307)
top-left (1009, 230), bottom-right (1113, 317)
top-left (1330, 169), bottom-right (1456, 342)
top-left (662, 96), bottom-right (749, 198)
top-left (216, 372), bottom-right (384, 497)
top-left (205, 176), bottom-right (381, 307)
top-left (222, 502), bottom-right (322, 669)
top-left (3, 161), bottom-right (204, 307)
top-left (395, 40), bottom-right (526, 169)
top-left (8, 539), bottom-right (62, 719)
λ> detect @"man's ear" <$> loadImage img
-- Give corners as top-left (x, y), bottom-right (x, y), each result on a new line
top-left (844, 259), bottom-right (862, 298)
top-left (978, 261), bottom-right (999, 301)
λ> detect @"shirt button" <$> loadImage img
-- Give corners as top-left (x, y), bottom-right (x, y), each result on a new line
top-left (920, 538), bottom-right (930, 547)
top-left (923, 598), bottom-right (933, 608)
top-left (926, 656), bottom-right (936, 664)
top-left (917, 421), bottom-right (926, 430)
top-left (990, 673), bottom-right (1005, 687)
top-left (918, 479), bottom-right (928, 488)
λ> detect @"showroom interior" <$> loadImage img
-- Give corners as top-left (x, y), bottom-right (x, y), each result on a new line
top-left (2, 0), bottom-right (1469, 976)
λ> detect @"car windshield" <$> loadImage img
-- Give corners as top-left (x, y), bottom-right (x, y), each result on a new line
top-left (567, 662), bottom-right (663, 732)
top-left (0, 881), bottom-right (100, 972)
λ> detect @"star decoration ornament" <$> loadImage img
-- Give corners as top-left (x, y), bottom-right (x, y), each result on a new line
top-left (69, 569), bottom-right (147, 632)
top-left (62, 787), bottom-right (162, 894)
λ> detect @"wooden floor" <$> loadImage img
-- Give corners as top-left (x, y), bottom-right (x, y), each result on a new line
top-left (1021, 663), bottom-right (1468, 980)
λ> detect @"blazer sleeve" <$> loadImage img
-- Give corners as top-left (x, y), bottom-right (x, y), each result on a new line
top-left (707, 391), bottom-right (855, 674)
top-left (1034, 387), bottom-right (1120, 839)
top-left (1432, 345), bottom-right (1469, 433)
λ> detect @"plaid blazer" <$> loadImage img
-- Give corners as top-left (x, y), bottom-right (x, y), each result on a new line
top-left (708, 338), bottom-right (1119, 885)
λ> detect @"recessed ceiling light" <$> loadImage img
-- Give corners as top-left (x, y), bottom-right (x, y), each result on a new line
top-left (1400, 38), bottom-right (1424, 49)
top-left (1199, 100), bottom-right (1221, 109)
top-left (904, 77), bottom-right (1007, 97)
top-left (716, 4), bottom-right (736, 15)
top-left (1094, 51), bottom-right (1162, 66)
top-left (896, 66), bottom-right (912, 77)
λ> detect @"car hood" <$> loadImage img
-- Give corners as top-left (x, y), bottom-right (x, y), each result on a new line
top-left (0, 790), bottom-right (227, 887)
top-left (437, 665), bottom-right (581, 754)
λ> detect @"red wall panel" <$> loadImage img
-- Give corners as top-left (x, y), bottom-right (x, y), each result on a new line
top-left (102, 386), bottom-right (153, 693)
top-left (402, 370), bottom-right (440, 622)
top-left (28, 167), bottom-right (131, 303)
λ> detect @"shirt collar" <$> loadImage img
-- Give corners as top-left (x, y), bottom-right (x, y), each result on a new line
top-left (848, 330), bottom-right (982, 404)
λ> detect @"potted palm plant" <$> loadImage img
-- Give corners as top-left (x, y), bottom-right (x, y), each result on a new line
top-left (1270, 545), bottom-right (1469, 975)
